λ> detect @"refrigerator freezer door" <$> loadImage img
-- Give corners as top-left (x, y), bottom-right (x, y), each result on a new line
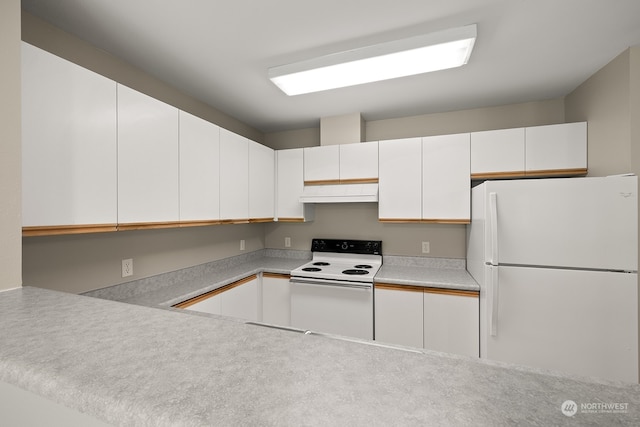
top-left (486, 176), bottom-right (637, 271)
top-left (482, 265), bottom-right (638, 383)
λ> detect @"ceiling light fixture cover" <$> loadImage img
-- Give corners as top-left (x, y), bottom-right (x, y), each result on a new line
top-left (269, 24), bottom-right (477, 96)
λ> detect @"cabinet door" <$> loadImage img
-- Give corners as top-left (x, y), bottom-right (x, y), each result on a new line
top-left (339, 141), bottom-right (379, 182)
top-left (179, 111), bottom-right (220, 222)
top-left (21, 42), bottom-right (117, 228)
top-left (470, 128), bottom-right (525, 179)
top-left (219, 128), bottom-right (249, 221)
top-left (378, 138), bottom-right (422, 221)
top-left (117, 85), bottom-right (179, 224)
top-left (304, 145), bottom-right (340, 183)
top-left (262, 273), bottom-right (291, 326)
top-left (220, 276), bottom-right (259, 322)
top-left (249, 140), bottom-right (275, 221)
top-left (424, 290), bottom-right (479, 358)
top-left (525, 122), bottom-right (587, 176)
top-left (182, 292), bottom-right (222, 315)
top-left (374, 286), bottom-right (424, 348)
top-left (422, 134), bottom-right (470, 223)
top-left (276, 149), bottom-right (314, 222)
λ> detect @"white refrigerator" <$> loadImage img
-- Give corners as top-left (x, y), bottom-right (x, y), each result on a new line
top-left (466, 175), bottom-right (638, 383)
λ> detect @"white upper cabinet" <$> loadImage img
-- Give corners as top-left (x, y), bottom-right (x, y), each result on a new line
top-left (249, 140), bottom-right (275, 221)
top-left (378, 138), bottom-right (422, 221)
top-left (422, 134), bottom-right (470, 223)
top-left (21, 42), bottom-right (118, 230)
top-left (470, 128), bottom-right (525, 179)
top-left (304, 145), bottom-right (340, 183)
top-left (276, 148), bottom-right (314, 222)
top-left (525, 122), bottom-right (587, 176)
top-left (219, 128), bottom-right (249, 222)
top-left (117, 84), bottom-right (179, 224)
top-left (339, 141), bottom-right (379, 182)
top-left (179, 111), bottom-right (220, 222)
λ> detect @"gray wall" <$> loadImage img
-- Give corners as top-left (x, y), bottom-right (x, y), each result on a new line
top-left (0, 0), bottom-right (22, 291)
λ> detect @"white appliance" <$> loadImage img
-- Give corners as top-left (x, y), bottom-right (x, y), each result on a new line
top-left (290, 239), bottom-right (382, 340)
top-left (466, 175), bottom-right (638, 383)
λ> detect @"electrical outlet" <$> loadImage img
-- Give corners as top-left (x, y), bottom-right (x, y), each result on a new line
top-left (122, 258), bottom-right (133, 277)
top-left (284, 237), bottom-right (291, 248)
top-left (422, 241), bottom-right (430, 254)
top-left (240, 239), bottom-right (245, 251)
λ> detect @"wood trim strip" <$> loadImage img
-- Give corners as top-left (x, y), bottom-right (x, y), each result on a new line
top-left (220, 219), bottom-right (250, 225)
top-left (249, 218), bottom-right (275, 223)
top-left (339, 178), bottom-right (379, 184)
top-left (471, 171), bottom-right (525, 180)
top-left (375, 283), bottom-right (425, 293)
top-left (22, 224), bottom-right (118, 237)
top-left (277, 218), bottom-right (306, 222)
top-left (179, 220), bottom-right (222, 228)
top-left (376, 282), bottom-right (479, 297)
top-left (172, 274), bottom-right (258, 308)
top-left (378, 218), bottom-right (424, 223)
top-left (525, 168), bottom-right (588, 177)
top-left (421, 219), bottom-right (470, 225)
top-left (117, 222), bottom-right (182, 231)
top-left (262, 272), bottom-right (291, 279)
top-left (304, 178), bottom-right (379, 185)
top-left (423, 287), bottom-right (479, 297)
top-left (304, 179), bottom-right (341, 186)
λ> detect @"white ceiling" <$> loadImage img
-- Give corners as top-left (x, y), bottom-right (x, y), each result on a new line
top-left (21, 0), bottom-right (640, 133)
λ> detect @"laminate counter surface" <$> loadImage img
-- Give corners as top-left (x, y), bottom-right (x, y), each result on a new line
top-left (0, 286), bottom-right (638, 426)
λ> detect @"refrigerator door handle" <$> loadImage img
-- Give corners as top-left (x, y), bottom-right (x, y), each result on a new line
top-left (490, 266), bottom-right (499, 336)
top-left (489, 192), bottom-right (498, 265)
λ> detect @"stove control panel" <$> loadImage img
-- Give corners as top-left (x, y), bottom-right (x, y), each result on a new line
top-left (310, 239), bottom-right (382, 255)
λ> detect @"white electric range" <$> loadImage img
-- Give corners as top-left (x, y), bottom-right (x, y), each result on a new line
top-left (290, 238), bottom-right (382, 340)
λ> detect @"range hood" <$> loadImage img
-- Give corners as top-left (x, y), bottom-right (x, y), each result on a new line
top-left (299, 183), bottom-right (378, 203)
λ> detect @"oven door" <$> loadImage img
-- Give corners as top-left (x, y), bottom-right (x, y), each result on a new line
top-left (290, 277), bottom-right (373, 340)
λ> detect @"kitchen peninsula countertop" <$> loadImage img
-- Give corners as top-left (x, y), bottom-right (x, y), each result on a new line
top-left (0, 286), bottom-right (638, 426)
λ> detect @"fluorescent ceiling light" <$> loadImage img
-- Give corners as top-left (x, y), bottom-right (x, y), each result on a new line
top-left (269, 24), bottom-right (477, 96)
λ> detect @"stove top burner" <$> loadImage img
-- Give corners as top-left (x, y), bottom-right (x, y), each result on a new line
top-left (342, 269), bottom-right (370, 275)
top-left (313, 262), bottom-right (330, 266)
top-left (354, 264), bottom-right (372, 269)
top-left (302, 267), bottom-right (322, 272)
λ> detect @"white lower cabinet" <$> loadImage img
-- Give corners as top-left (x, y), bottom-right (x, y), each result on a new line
top-left (375, 284), bottom-right (479, 357)
top-left (175, 275), bottom-right (259, 322)
top-left (261, 273), bottom-right (291, 326)
top-left (423, 289), bottom-right (479, 358)
top-left (374, 286), bottom-right (423, 348)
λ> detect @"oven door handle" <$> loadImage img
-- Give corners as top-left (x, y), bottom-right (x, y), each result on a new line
top-left (290, 277), bottom-right (372, 290)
